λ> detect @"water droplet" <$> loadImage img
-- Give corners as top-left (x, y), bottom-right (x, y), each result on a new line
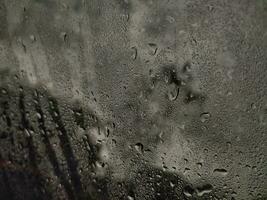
top-left (127, 195), bottom-right (135, 200)
top-left (183, 185), bottom-right (195, 197)
top-left (251, 103), bottom-right (257, 110)
top-left (29, 35), bottom-right (36, 42)
top-left (1, 88), bottom-right (7, 94)
top-left (95, 161), bottom-right (104, 170)
top-left (36, 112), bottom-right (42, 119)
top-left (111, 139), bottom-right (117, 146)
top-left (24, 129), bottom-right (32, 137)
top-left (166, 15), bottom-right (175, 23)
top-left (148, 43), bottom-right (158, 55)
top-left (158, 131), bottom-right (164, 143)
top-left (197, 162), bottom-right (203, 169)
top-left (196, 184), bottom-right (213, 197)
top-left (167, 84), bottom-right (179, 101)
top-left (200, 112), bottom-right (211, 123)
top-left (131, 47), bottom-right (137, 60)
top-left (183, 167), bottom-right (190, 174)
top-left (213, 168), bottom-right (228, 176)
top-left (60, 32), bottom-right (67, 42)
top-left (169, 181), bottom-right (175, 188)
top-left (21, 41), bottom-right (27, 52)
top-left (207, 5), bottom-right (214, 11)
top-left (184, 92), bottom-right (197, 103)
top-left (105, 127), bottom-right (110, 137)
top-left (127, 191), bottom-right (135, 200)
top-left (182, 62), bottom-right (191, 73)
top-left (134, 143), bottom-right (144, 154)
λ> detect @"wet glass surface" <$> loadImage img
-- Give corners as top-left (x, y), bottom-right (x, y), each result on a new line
top-left (0, 0), bottom-right (266, 199)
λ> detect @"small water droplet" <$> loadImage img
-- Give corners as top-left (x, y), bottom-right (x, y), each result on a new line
top-left (1, 88), bottom-right (7, 94)
top-left (196, 184), bottom-right (213, 197)
top-left (197, 162), bottom-right (203, 169)
top-left (183, 185), bottom-right (194, 197)
top-left (200, 112), bottom-right (211, 123)
top-left (127, 195), bottom-right (135, 200)
top-left (131, 47), bottom-right (137, 60)
top-left (127, 190), bottom-right (135, 200)
top-left (207, 5), bottom-right (214, 11)
top-left (158, 131), bottom-right (164, 143)
top-left (183, 167), bottom-right (190, 174)
top-left (251, 103), bottom-right (257, 110)
top-left (36, 112), bottom-right (42, 119)
top-left (166, 15), bottom-right (175, 23)
top-left (182, 62), bottom-right (191, 73)
top-left (213, 168), bottom-right (228, 176)
top-left (30, 35), bottom-right (36, 42)
top-left (169, 181), bottom-right (175, 188)
top-left (148, 43), bottom-right (158, 55)
top-left (95, 161), bottom-right (104, 170)
top-left (60, 32), bottom-right (67, 42)
top-left (134, 142), bottom-right (144, 154)
top-left (167, 84), bottom-right (179, 101)
top-left (24, 129), bottom-right (32, 137)
top-left (105, 127), bottom-right (110, 137)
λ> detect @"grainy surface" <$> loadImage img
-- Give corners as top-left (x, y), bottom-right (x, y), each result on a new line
top-left (0, 0), bottom-right (266, 199)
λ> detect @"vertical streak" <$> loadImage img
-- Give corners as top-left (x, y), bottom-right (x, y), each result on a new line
top-left (33, 91), bottom-right (76, 200)
top-left (48, 98), bottom-right (84, 199)
top-left (18, 88), bottom-right (50, 200)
